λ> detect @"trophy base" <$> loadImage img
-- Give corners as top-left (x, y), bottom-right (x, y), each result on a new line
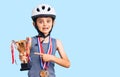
top-left (20, 63), bottom-right (30, 71)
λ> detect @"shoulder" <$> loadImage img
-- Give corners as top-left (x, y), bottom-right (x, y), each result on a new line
top-left (56, 39), bottom-right (62, 44)
top-left (55, 39), bottom-right (63, 50)
top-left (50, 37), bottom-right (63, 49)
top-left (51, 38), bottom-right (62, 45)
top-left (51, 37), bottom-right (56, 42)
top-left (26, 36), bottom-right (37, 48)
top-left (31, 36), bottom-right (37, 39)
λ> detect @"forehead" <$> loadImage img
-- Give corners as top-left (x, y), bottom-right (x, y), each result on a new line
top-left (37, 17), bottom-right (53, 20)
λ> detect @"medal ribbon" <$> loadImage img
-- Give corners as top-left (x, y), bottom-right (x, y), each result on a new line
top-left (37, 37), bottom-right (52, 70)
top-left (11, 41), bottom-right (15, 64)
top-left (26, 37), bottom-right (31, 62)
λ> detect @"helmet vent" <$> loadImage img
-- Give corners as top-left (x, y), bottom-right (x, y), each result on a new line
top-left (42, 6), bottom-right (45, 10)
top-left (36, 8), bottom-right (40, 12)
top-left (47, 7), bottom-right (51, 11)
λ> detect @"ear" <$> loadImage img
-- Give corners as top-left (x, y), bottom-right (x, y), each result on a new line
top-left (53, 21), bottom-right (55, 26)
top-left (33, 22), bottom-right (35, 26)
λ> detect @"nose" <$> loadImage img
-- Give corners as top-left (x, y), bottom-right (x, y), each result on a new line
top-left (43, 21), bottom-right (47, 26)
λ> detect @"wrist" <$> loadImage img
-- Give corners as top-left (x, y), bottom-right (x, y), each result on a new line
top-left (50, 55), bottom-right (55, 62)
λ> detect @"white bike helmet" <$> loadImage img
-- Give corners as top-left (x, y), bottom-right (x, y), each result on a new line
top-left (31, 4), bottom-right (56, 21)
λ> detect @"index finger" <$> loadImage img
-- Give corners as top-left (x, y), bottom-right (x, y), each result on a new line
top-left (34, 52), bottom-right (43, 56)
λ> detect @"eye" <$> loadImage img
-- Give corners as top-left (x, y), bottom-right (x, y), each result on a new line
top-left (47, 20), bottom-right (51, 23)
top-left (47, 19), bottom-right (52, 23)
top-left (38, 20), bottom-right (43, 24)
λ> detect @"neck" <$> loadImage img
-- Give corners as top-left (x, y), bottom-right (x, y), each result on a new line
top-left (40, 36), bottom-right (50, 43)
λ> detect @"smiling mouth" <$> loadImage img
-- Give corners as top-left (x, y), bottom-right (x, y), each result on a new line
top-left (43, 27), bottom-right (49, 30)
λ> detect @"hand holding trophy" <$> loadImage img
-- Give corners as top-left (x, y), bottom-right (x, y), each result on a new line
top-left (11, 38), bottom-right (30, 71)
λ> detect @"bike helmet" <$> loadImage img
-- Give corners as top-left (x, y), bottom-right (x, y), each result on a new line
top-left (31, 4), bottom-right (56, 22)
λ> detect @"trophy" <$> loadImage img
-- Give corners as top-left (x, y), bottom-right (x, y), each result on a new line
top-left (11, 39), bottom-right (30, 71)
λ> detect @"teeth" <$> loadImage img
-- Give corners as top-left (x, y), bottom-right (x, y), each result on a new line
top-left (43, 28), bottom-right (48, 29)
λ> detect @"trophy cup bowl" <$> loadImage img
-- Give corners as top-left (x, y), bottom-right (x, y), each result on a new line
top-left (15, 40), bottom-right (30, 71)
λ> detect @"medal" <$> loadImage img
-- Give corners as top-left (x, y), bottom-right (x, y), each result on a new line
top-left (37, 37), bottom-right (52, 77)
top-left (40, 70), bottom-right (49, 77)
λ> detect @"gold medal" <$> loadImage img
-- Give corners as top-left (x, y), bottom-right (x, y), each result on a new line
top-left (40, 70), bottom-right (49, 77)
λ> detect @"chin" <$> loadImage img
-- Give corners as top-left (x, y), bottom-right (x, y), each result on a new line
top-left (43, 32), bottom-right (49, 35)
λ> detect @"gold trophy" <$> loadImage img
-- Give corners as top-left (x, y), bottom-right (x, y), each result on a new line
top-left (12, 39), bottom-right (30, 71)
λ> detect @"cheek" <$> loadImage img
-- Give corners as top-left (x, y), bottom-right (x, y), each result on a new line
top-left (36, 22), bottom-right (41, 26)
top-left (49, 25), bottom-right (53, 29)
top-left (49, 23), bottom-right (53, 27)
top-left (36, 23), bottom-right (42, 28)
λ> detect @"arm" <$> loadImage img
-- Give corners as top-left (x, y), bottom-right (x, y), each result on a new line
top-left (51, 39), bottom-right (70, 68)
top-left (34, 39), bottom-right (71, 68)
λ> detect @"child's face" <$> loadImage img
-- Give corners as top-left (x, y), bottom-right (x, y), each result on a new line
top-left (35, 17), bottom-right (54, 35)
